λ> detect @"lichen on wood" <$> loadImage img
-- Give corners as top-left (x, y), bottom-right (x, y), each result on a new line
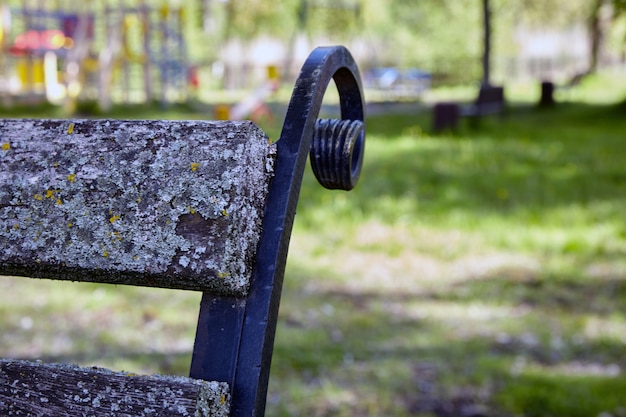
top-left (0, 359), bottom-right (230, 417)
top-left (0, 119), bottom-right (276, 296)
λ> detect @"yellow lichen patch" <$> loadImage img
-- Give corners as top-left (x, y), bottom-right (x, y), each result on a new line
top-left (218, 271), bottom-right (230, 279)
top-left (109, 214), bottom-right (121, 224)
top-left (103, 250), bottom-right (109, 258)
top-left (67, 123), bottom-right (75, 134)
top-left (67, 173), bottom-right (76, 182)
top-left (45, 189), bottom-right (56, 199)
top-left (1, 143), bottom-right (10, 151)
top-left (67, 222), bottom-right (73, 228)
top-left (187, 206), bottom-right (196, 214)
top-left (190, 162), bottom-right (200, 171)
top-left (221, 209), bottom-right (228, 217)
top-left (33, 194), bottom-right (43, 201)
top-left (56, 199), bottom-right (63, 205)
top-left (221, 395), bottom-right (226, 405)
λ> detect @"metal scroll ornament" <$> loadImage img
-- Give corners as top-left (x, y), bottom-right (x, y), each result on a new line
top-left (311, 118), bottom-right (364, 190)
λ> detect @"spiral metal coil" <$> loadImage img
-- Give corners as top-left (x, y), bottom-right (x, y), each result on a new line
top-left (310, 118), bottom-right (364, 190)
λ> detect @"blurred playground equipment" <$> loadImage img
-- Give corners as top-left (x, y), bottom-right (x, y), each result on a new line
top-left (0, 1), bottom-right (192, 110)
top-left (215, 64), bottom-right (280, 123)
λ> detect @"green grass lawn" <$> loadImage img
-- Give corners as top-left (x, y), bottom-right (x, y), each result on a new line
top-left (1, 75), bottom-right (626, 416)
top-left (274, 99), bottom-right (626, 416)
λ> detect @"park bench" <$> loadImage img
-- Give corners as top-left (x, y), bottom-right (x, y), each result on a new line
top-left (461, 84), bottom-right (505, 118)
top-left (0, 45), bottom-right (365, 417)
top-left (433, 85), bottom-right (505, 132)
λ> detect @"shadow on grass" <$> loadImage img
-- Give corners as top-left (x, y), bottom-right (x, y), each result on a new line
top-left (270, 261), bottom-right (626, 417)
top-left (450, 273), bottom-right (626, 315)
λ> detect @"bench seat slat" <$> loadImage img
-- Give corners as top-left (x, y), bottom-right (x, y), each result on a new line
top-left (0, 119), bottom-right (275, 296)
top-left (0, 359), bottom-right (230, 417)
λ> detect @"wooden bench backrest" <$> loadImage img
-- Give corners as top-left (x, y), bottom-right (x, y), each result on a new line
top-left (0, 119), bottom-right (274, 296)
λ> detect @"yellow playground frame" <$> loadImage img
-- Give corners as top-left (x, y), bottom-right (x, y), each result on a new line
top-left (0, 1), bottom-right (190, 110)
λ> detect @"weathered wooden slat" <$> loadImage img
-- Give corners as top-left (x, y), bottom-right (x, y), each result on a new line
top-left (0, 359), bottom-right (230, 417)
top-left (0, 119), bottom-right (275, 295)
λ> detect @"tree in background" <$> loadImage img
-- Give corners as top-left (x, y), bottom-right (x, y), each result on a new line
top-left (609, 0), bottom-right (626, 63)
top-left (500, 0), bottom-right (625, 79)
top-left (482, 0), bottom-right (492, 86)
top-left (588, 0), bottom-right (613, 74)
top-left (191, 0), bottom-right (626, 87)
top-left (374, 0), bottom-right (483, 83)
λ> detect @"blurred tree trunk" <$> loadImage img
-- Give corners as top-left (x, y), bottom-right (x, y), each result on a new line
top-left (284, 0), bottom-right (309, 83)
top-left (481, 0), bottom-right (491, 86)
top-left (221, 0), bottom-right (237, 90)
top-left (587, 0), bottom-right (611, 74)
top-left (588, 0), bottom-right (603, 73)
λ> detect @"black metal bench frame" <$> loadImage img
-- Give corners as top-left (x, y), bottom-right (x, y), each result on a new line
top-left (190, 45), bottom-right (365, 417)
top-left (0, 45), bottom-right (365, 417)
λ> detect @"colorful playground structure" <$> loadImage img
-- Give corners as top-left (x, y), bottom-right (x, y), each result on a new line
top-left (0, 1), bottom-right (193, 110)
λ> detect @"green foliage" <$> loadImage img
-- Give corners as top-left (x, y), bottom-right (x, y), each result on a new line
top-left (219, 0), bottom-right (301, 40)
top-left (361, 0), bottom-right (482, 68)
top-left (303, 0), bottom-right (363, 38)
top-left (499, 0), bottom-right (591, 28)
